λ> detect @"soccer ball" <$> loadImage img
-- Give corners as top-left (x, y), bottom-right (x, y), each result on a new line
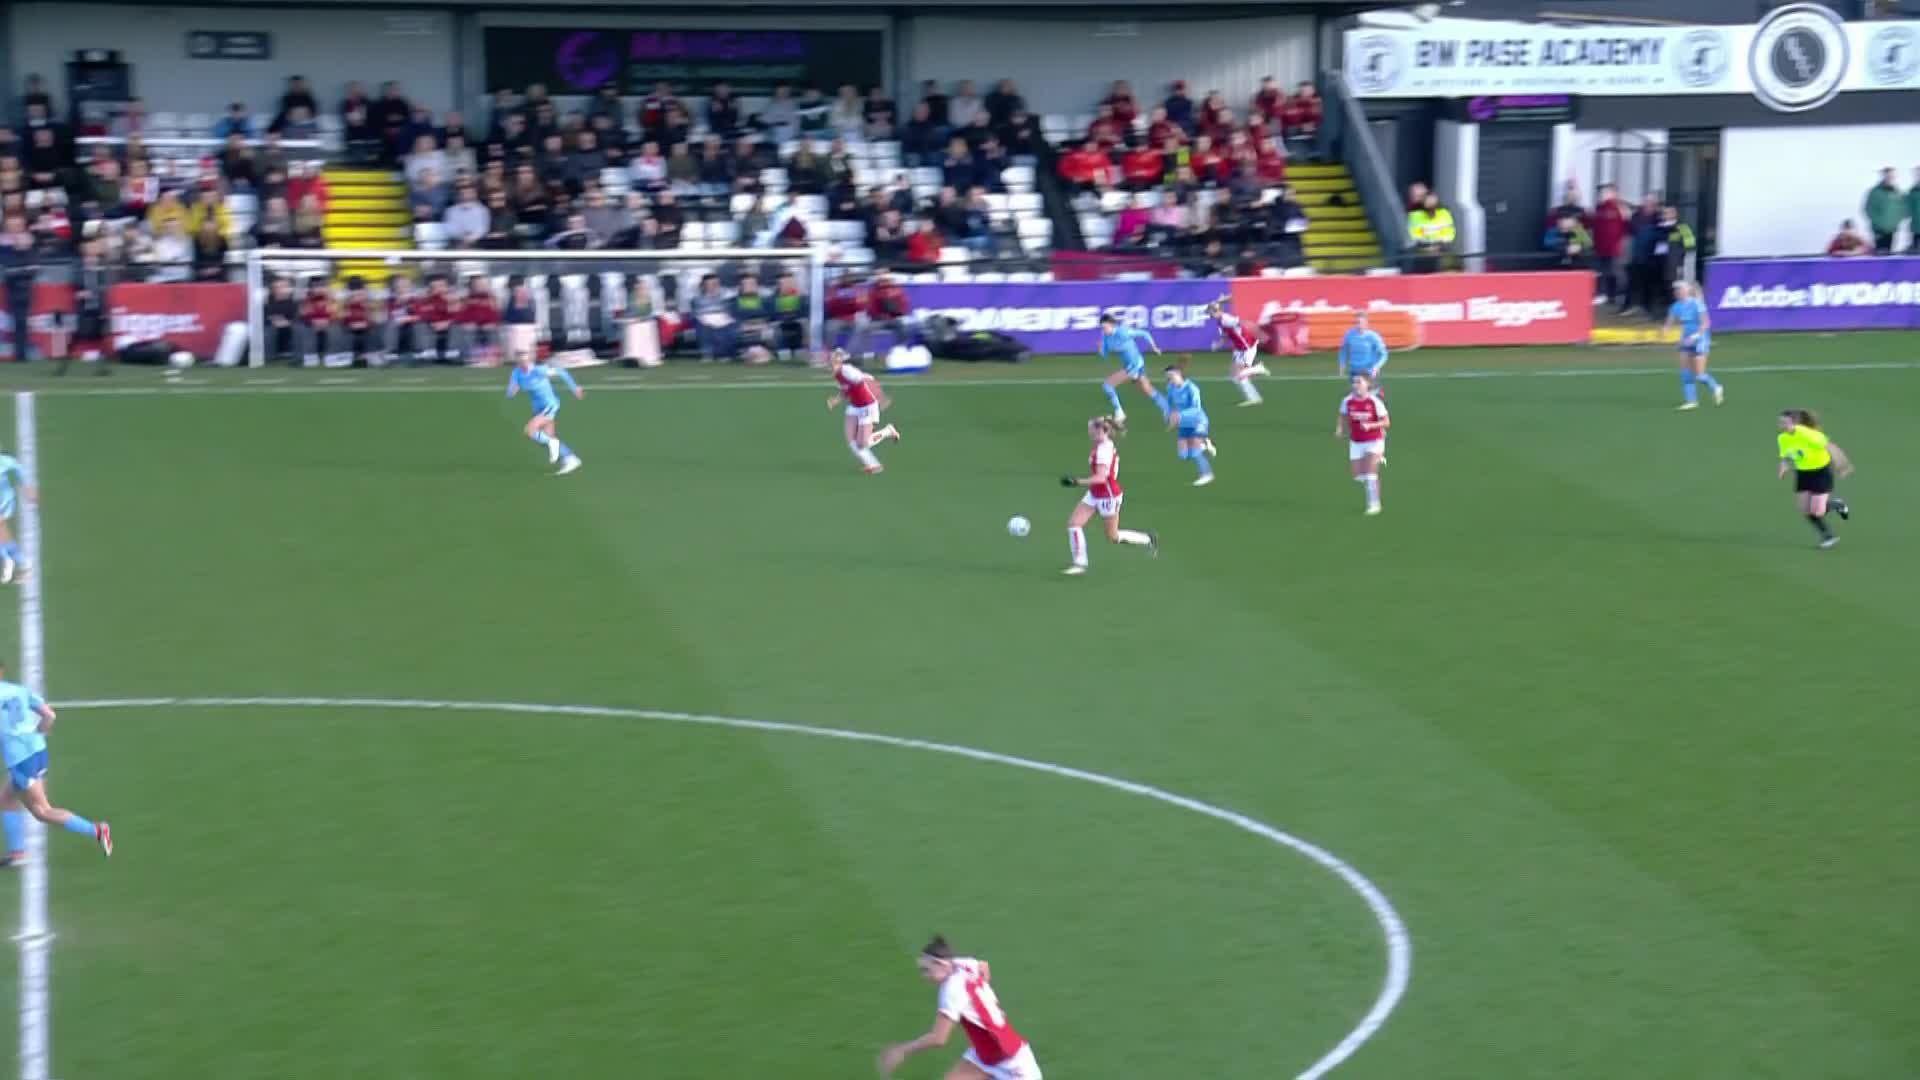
top-left (166, 350), bottom-right (194, 369)
top-left (1007, 516), bottom-right (1031, 538)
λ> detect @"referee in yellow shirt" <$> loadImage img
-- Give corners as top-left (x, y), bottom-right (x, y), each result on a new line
top-left (1776, 409), bottom-right (1853, 549)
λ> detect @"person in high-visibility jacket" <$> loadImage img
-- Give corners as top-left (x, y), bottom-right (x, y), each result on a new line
top-left (1406, 191), bottom-right (1455, 271)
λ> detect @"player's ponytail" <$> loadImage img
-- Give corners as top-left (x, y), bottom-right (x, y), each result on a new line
top-left (921, 935), bottom-right (952, 960)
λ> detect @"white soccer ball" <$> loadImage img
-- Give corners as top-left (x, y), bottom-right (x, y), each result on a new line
top-left (166, 350), bottom-right (194, 369)
top-left (1007, 515), bottom-right (1031, 538)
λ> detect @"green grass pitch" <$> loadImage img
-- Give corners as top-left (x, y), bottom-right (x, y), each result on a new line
top-left (0, 333), bottom-right (1916, 1078)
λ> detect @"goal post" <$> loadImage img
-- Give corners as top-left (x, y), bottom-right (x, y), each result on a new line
top-left (244, 246), bottom-right (829, 368)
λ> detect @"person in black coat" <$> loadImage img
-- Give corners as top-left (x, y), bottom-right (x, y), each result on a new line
top-left (1, 218), bottom-right (39, 361)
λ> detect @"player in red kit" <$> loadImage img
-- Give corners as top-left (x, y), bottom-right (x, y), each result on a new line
top-left (298, 279), bottom-right (335, 366)
top-left (459, 278), bottom-right (502, 365)
top-left (340, 276), bottom-right (379, 367)
top-left (825, 348), bottom-right (900, 474)
top-left (878, 936), bottom-right (1042, 1080)
top-left (1060, 416), bottom-right (1156, 575)
top-left (416, 276), bottom-right (457, 364)
top-left (1207, 297), bottom-right (1271, 406)
top-left (1336, 373), bottom-right (1390, 515)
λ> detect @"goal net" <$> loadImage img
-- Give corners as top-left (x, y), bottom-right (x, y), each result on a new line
top-left (244, 246), bottom-right (828, 368)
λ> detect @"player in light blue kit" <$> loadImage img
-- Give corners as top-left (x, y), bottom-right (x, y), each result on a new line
top-left (0, 451), bottom-right (34, 586)
top-left (1339, 311), bottom-right (1388, 388)
top-left (1162, 362), bottom-right (1216, 486)
top-left (1665, 281), bottom-right (1723, 411)
top-left (1096, 313), bottom-right (1166, 426)
top-left (0, 662), bottom-right (111, 866)
top-left (507, 353), bottom-right (585, 475)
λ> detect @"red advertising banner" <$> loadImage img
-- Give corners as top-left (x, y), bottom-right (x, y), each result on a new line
top-left (3, 282), bottom-right (246, 359)
top-left (106, 282), bottom-right (246, 357)
top-left (1229, 271), bottom-right (1595, 347)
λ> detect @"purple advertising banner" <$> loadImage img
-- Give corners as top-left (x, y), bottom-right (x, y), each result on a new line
top-left (903, 279), bottom-right (1232, 354)
top-left (1707, 257), bottom-right (1920, 331)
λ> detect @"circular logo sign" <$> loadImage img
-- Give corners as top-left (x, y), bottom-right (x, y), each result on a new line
top-left (1867, 26), bottom-right (1920, 87)
top-left (555, 32), bottom-right (620, 93)
top-left (1673, 30), bottom-right (1732, 89)
top-left (1749, 3), bottom-right (1849, 113)
top-left (187, 33), bottom-right (218, 59)
top-left (1349, 34), bottom-right (1406, 95)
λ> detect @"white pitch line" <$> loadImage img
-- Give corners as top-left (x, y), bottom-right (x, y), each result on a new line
top-left (6, 358), bottom-right (1920, 399)
top-left (59, 694), bottom-right (1411, 1079)
top-left (14, 393), bottom-right (50, 1080)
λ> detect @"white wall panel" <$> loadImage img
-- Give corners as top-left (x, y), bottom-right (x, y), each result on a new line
top-left (904, 16), bottom-right (1314, 119)
top-left (1719, 125), bottom-right (1920, 257)
top-left (10, 3), bottom-right (456, 120)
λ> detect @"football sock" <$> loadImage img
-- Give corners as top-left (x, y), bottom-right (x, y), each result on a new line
top-left (1832, 498), bottom-right (1850, 518)
top-left (3, 810), bottom-right (23, 854)
top-left (1102, 384), bottom-right (1122, 412)
top-left (1363, 474), bottom-right (1381, 506)
top-left (855, 445), bottom-right (880, 469)
top-left (61, 815), bottom-right (94, 836)
top-left (1696, 372), bottom-right (1721, 393)
top-left (1806, 513), bottom-right (1832, 539)
top-left (1680, 368), bottom-right (1698, 404)
top-left (1115, 529), bottom-right (1152, 546)
top-left (529, 430), bottom-right (551, 446)
top-left (554, 440), bottom-right (573, 458)
top-left (1194, 452), bottom-right (1213, 479)
top-left (1237, 378), bottom-right (1261, 403)
top-left (1068, 526), bottom-right (1087, 566)
top-left (1152, 391), bottom-right (1171, 419)
top-left (0, 542), bottom-right (17, 563)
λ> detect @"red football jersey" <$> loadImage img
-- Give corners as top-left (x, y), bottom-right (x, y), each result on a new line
top-left (414, 293), bottom-right (453, 325)
top-left (936, 959), bottom-right (1027, 1067)
top-left (835, 363), bottom-right (878, 407)
top-left (1216, 311), bottom-right (1256, 351)
top-left (460, 292), bottom-right (501, 326)
top-left (1089, 438), bottom-right (1121, 498)
top-left (300, 295), bottom-right (333, 324)
top-left (1341, 392), bottom-right (1389, 442)
top-left (343, 297), bottom-right (373, 330)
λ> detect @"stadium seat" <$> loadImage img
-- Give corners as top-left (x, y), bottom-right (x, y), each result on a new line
top-left (184, 113), bottom-right (213, 136)
top-left (600, 167), bottom-right (627, 191)
top-left (794, 194), bottom-right (827, 219)
top-left (1002, 166), bottom-right (1035, 192)
top-left (837, 246), bottom-right (876, 265)
top-left (937, 246), bottom-right (971, 265)
top-left (225, 193), bottom-right (259, 216)
top-left (854, 168), bottom-right (882, 189)
top-left (1098, 190), bottom-right (1130, 213)
top-left (824, 220), bottom-right (866, 243)
top-left (413, 223), bottom-right (447, 250)
top-left (1016, 218), bottom-right (1053, 240)
top-left (1006, 271), bottom-right (1038, 282)
top-left (982, 193), bottom-right (1009, 213)
top-left (972, 271), bottom-right (1006, 283)
top-left (938, 266), bottom-right (972, 281)
top-left (149, 112), bottom-right (181, 136)
top-left (760, 168), bottom-right (789, 192)
top-left (910, 167), bottom-right (942, 188)
top-left (730, 193), bottom-right (758, 215)
top-left (706, 221), bottom-right (740, 246)
top-left (1008, 192), bottom-right (1042, 214)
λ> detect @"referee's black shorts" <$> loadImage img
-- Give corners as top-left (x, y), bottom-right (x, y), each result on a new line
top-left (1794, 465), bottom-right (1834, 494)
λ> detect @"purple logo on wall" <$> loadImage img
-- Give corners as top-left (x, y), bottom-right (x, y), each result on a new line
top-left (1707, 257), bottom-right (1920, 331)
top-left (555, 33), bottom-right (620, 91)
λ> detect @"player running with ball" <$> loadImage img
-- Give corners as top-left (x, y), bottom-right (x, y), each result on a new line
top-left (1207, 297), bottom-right (1270, 406)
top-left (827, 349), bottom-right (901, 475)
top-left (1337, 373), bottom-right (1390, 516)
top-left (878, 935), bottom-right (1042, 1079)
top-left (1061, 416), bottom-right (1157, 575)
top-left (506, 352), bottom-right (584, 475)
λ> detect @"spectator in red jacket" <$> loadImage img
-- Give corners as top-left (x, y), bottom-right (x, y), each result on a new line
top-left (1255, 139), bottom-right (1288, 184)
top-left (1282, 82), bottom-right (1323, 145)
top-left (1085, 105), bottom-right (1125, 152)
top-left (1145, 106), bottom-right (1183, 151)
top-left (1058, 141), bottom-right (1115, 193)
top-left (1826, 219), bottom-right (1870, 257)
top-left (1252, 77), bottom-right (1285, 123)
top-left (1122, 144), bottom-right (1164, 190)
top-left (1589, 183), bottom-right (1630, 305)
top-left (1190, 135), bottom-right (1230, 186)
top-left (905, 218), bottom-right (943, 265)
top-left (1105, 81), bottom-right (1139, 129)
